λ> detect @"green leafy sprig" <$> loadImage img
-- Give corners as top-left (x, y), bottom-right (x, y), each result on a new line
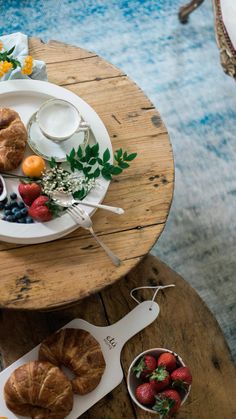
top-left (66, 144), bottom-right (137, 181)
top-left (0, 46), bottom-right (21, 70)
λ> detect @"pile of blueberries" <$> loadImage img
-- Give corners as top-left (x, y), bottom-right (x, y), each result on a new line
top-left (0, 193), bottom-right (34, 223)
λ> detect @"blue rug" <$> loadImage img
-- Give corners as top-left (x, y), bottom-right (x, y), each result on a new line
top-left (1, 0), bottom-right (236, 361)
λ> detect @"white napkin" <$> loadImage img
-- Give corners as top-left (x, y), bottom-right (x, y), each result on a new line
top-left (0, 32), bottom-right (47, 81)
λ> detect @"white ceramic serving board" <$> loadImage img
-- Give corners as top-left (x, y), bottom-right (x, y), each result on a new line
top-left (0, 301), bottom-right (159, 418)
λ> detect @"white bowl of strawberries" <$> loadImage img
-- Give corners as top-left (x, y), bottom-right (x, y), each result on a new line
top-left (127, 348), bottom-right (192, 417)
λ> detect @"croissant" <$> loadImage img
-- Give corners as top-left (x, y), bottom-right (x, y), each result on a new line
top-left (0, 107), bottom-right (27, 171)
top-left (39, 328), bottom-right (106, 395)
top-left (4, 361), bottom-right (73, 419)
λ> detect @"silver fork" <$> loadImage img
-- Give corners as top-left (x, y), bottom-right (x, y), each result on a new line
top-left (67, 205), bottom-right (121, 267)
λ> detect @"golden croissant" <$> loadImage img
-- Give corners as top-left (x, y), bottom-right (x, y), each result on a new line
top-left (0, 107), bottom-right (27, 171)
top-left (39, 328), bottom-right (106, 394)
top-left (4, 360), bottom-right (73, 418)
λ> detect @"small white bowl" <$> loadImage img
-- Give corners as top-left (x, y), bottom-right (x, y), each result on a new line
top-left (0, 175), bottom-right (7, 202)
top-left (127, 347), bottom-right (191, 415)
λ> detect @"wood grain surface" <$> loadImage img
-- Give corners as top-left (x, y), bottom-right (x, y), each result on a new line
top-left (0, 38), bottom-right (174, 309)
top-left (0, 255), bottom-right (235, 418)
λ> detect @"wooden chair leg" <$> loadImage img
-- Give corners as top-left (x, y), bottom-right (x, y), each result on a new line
top-left (179, 0), bottom-right (205, 23)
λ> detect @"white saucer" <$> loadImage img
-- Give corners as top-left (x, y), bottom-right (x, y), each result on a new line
top-left (27, 112), bottom-right (90, 162)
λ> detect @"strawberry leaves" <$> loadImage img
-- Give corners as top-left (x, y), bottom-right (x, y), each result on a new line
top-left (132, 357), bottom-right (146, 378)
top-left (150, 366), bottom-right (169, 382)
top-left (66, 144), bottom-right (137, 181)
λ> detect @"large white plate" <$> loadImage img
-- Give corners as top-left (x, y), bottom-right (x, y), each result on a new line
top-left (0, 80), bottom-right (112, 244)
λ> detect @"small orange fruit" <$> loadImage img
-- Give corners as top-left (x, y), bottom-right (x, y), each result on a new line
top-left (22, 155), bottom-right (46, 177)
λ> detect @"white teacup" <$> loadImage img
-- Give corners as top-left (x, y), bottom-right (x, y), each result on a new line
top-left (36, 99), bottom-right (90, 143)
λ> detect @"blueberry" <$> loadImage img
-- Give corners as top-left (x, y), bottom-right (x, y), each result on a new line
top-left (4, 204), bottom-right (11, 210)
top-left (0, 202), bottom-right (5, 210)
top-left (18, 218), bottom-right (26, 223)
top-left (4, 210), bottom-right (12, 216)
top-left (21, 208), bottom-right (28, 216)
top-left (12, 207), bottom-right (19, 214)
top-left (10, 200), bottom-right (18, 208)
top-left (18, 201), bottom-right (25, 209)
top-left (2, 216), bottom-right (6, 221)
top-left (15, 211), bottom-right (22, 219)
top-left (12, 214), bottom-right (17, 221)
top-left (26, 216), bottom-right (34, 223)
top-left (6, 215), bottom-right (13, 222)
top-left (10, 192), bottom-right (17, 200)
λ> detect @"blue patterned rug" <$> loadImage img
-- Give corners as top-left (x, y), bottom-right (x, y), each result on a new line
top-left (1, 0), bottom-right (236, 361)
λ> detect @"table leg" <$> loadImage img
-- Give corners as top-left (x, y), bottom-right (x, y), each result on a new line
top-left (178, 0), bottom-right (205, 23)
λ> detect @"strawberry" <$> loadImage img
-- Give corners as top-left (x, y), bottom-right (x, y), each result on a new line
top-left (132, 355), bottom-right (157, 380)
top-left (149, 366), bottom-right (170, 392)
top-left (152, 389), bottom-right (181, 417)
top-left (28, 196), bottom-right (53, 222)
top-left (171, 366), bottom-right (192, 389)
top-left (18, 182), bottom-right (41, 206)
top-left (135, 383), bottom-right (155, 405)
top-left (157, 352), bottom-right (176, 372)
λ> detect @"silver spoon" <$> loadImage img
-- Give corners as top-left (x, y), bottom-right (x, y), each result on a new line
top-left (0, 175), bottom-right (7, 201)
top-left (51, 191), bottom-right (124, 215)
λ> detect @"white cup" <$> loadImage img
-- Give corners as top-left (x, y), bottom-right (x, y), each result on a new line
top-left (36, 99), bottom-right (90, 143)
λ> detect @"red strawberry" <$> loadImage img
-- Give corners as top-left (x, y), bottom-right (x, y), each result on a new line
top-left (18, 182), bottom-right (41, 206)
top-left (149, 366), bottom-right (170, 392)
top-left (157, 352), bottom-right (176, 372)
top-left (171, 366), bottom-right (192, 389)
top-left (132, 355), bottom-right (157, 380)
top-left (153, 389), bottom-right (181, 417)
top-left (28, 196), bottom-right (53, 222)
top-left (135, 383), bottom-right (155, 405)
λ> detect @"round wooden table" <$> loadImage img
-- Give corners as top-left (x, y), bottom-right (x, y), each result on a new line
top-left (0, 38), bottom-right (174, 310)
top-left (1, 255), bottom-right (235, 417)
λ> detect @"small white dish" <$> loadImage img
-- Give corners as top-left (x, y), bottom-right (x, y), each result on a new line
top-left (127, 347), bottom-right (191, 415)
top-left (0, 175), bottom-right (7, 201)
top-left (27, 111), bottom-right (90, 162)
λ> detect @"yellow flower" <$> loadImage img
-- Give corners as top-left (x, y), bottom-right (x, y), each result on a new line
top-left (25, 55), bottom-right (33, 64)
top-left (2, 61), bottom-right (13, 72)
top-left (21, 55), bottom-right (33, 75)
top-left (0, 61), bottom-right (13, 77)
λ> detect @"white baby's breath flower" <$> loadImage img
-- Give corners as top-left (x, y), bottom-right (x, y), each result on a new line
top-left (41, 167), bottom-right (98, 199)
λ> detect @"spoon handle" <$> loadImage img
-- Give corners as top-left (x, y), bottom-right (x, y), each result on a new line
top-left (74, 199), bottom-right (124, 215)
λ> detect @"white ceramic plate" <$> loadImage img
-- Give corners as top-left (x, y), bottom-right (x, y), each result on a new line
top-left (0, 80), bottom-right (112, 244)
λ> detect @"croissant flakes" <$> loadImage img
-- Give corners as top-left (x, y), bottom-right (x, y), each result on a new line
top-left (39, 328), bottom-right (106, 394)
top-left (4, 360), bottom-right (73, 419)
top-left (0, 107), bottom-right (27, 171)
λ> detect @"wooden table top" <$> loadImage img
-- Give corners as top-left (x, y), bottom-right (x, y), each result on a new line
top-left (1, 255), bottom-right (235, 418)
top-left (0, 38), bottom-right (174, 310)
